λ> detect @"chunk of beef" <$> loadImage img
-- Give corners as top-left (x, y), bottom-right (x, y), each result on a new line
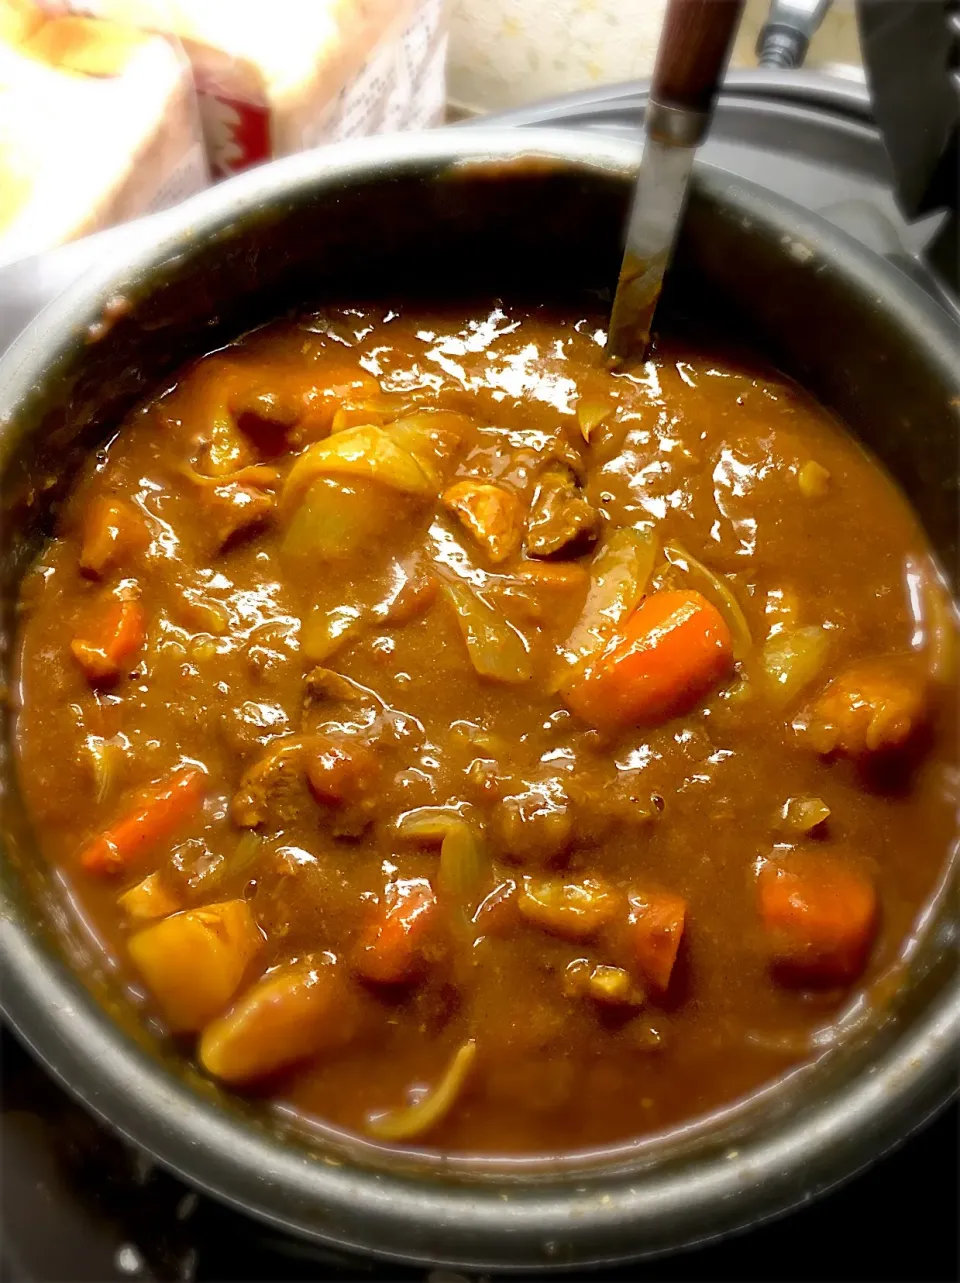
top-left (526, 462), bottom-right (599, 559)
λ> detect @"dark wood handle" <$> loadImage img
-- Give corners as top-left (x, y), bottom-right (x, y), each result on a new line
top-left (651, 0), bottom-right (745, 116)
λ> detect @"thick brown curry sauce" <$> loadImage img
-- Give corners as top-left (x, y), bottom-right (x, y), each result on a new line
top-left (13, 304), bottom-right (957, 1155)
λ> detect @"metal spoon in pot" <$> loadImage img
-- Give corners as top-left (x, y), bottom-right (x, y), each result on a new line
top-left (606, 0), bottom-right (745, 367)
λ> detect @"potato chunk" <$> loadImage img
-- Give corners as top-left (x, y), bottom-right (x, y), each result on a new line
top-left (128, 900), bottom-right (262, 1033)
top-left (200, 956), bottom-right (355, 1085)
top-left (799, 657), bottom-right (929, 758)
top-left (79, 498), bottom-right (148, 577)
top-left (118, 871), bottom-right (182, 923)
top-left (518, 875), bottom-right (618, 940)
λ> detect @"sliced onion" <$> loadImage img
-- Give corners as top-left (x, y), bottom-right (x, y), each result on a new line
top-left (365, 1040), bottom-right (477, 1142)
top-left (201, 832), bottom-right (263, 893)
top-left (282, 477), bottom-right (386, 562)
top-left (663, 541), bottom-right (752, 659)
top-left (85, 735), bottom-right (124, 804)
top-left (780, 796), bottom-right (831, 832)
top-left (283, 426), bottom-right (432, 508)
top-left (388, 411), bottom-right (468, 490)
top-left (396, 805), bottom-right (472, 844)
top-left (442, 582), bottom-right (533, 683)
top-left (301, 604), bottom-right (365, 663)
top-left (553, 527), bottom-right (656, 688)
top-left (762, 624), bottom-right (830, 708)
top-left (921, 566), bottom-right (958, 685)
top-left (576, 396), bottom-right (614, 443)
top-left (439, 822), bottom-right (486, 937)
top-left (181, 463), bottom-right (280, 490)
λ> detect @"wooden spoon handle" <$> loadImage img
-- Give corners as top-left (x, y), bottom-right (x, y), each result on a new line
top-left (651, 0), bottom-right (745, 119)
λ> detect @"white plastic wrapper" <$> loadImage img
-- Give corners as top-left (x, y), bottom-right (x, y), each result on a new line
top-left (323, 0), bottom-right (447, 144)
top-left (0, 10), bottom-right (208, 265)
top-left (57, 0), bottom-right (447, 177)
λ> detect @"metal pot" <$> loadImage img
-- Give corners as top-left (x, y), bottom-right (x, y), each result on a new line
top-left (0, 129), bottom-right (957, 1272)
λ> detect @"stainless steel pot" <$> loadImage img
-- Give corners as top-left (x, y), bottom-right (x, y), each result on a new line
top-left (1, 129), bottom-right (957, 1272)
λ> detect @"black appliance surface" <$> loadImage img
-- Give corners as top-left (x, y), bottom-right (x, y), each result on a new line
top-left (1, 70), bottom-right (957, 1283)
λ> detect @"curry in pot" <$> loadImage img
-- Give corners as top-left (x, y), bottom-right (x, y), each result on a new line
top-left (13, 304), bottom-right (957, 1154)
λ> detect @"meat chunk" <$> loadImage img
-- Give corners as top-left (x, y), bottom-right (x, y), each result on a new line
top-left (302, 666), bottom-right (422, 750)
top-left (526, 462), bottom-right (600, 559)
top-left (379, 568), bottom-right (439, 625)
top-left (231, 736), bottom-right (310, 828)
top-left (231, 728), bottom-right (381, 836)
top-left (305, 735), bottom-right (381, 837)
top-left (219, 700), bottom-right (291, 759)
top-left (798, 657), bottom-right (929, 758)
top-left (204, 480), bottom-right (274, 550)
top-left (442, 479), bottom-right (524, 564)
top-left (492, 776), bottom-right (573, 867)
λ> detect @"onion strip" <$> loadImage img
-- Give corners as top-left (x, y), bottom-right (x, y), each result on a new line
top-left (552, 527), bottom-right (657, 689)
top-left (396, 805), bottom-right (471, 844)
top-left (921, 566), bottom-right (958, 685)
top-left (663, 541), bottom-right (752, 659)
top-left (439, 823), bottom-right (486, 939)
top-left (365, 1040), bottom-right (478, 1142)
top-left (442, 582), bottom-right (533, 683)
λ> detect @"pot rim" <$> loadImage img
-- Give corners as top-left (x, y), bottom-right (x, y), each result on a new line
top-left (1, 126), bottom-right (958, 1271)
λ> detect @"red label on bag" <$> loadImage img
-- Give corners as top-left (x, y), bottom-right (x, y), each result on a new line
top-left (196, 91), bottom-right (271, 178)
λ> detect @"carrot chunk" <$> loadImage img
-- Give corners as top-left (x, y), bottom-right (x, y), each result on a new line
top-left (70, 598), bottom-right (145, 682)
top-left (353, 878), bottom-right (438, 984)
top-left (564, 588), bottom-right (734, 729)
top-left (79, 498), bottom-right (148, 577)
top-left (758, 853), bottom-right (878, 987)
top-left (627, 889), bottom-right (687, 992)
top-left (79, 765), bottom-right (206, 876)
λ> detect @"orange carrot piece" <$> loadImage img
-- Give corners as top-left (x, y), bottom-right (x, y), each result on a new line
top-left (758, 854), bottom-right (877, 987)
top-left (564, 589), bottom-right (733, 729)
top-left (70, 598), bottom-right (145, 682)
top-left (79, 498), bottom-right (148, 577)
top-left (627, 890), bottom-right (687, 992)
top-left (80, 765), bottom-right (206, 876)
top-left (353, 878), bottom-right (438, 984)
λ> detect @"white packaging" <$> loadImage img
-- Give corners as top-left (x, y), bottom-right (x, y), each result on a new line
top-left (0, 20), bottom-right (208, 265)
top-left (59, 0), bottom-right (447, 177)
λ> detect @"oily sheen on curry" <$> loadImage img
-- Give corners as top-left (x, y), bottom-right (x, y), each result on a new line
top-left (14, 304), bottom-right (956, 1155)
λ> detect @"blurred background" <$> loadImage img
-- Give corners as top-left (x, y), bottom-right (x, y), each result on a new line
top-left (446, 0), bottom-right (860, 114)
top-left (0, 0), bottom-right (867, 267)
